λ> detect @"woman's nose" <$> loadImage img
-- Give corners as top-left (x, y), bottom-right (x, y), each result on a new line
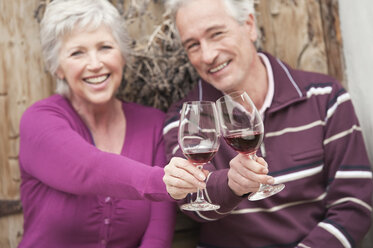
top-left (87, 52), bottom-right (103, 70)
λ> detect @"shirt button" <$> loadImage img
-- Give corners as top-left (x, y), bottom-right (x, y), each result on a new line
top-left (105, 196), bottom-right (111, 203)
top-left (104, 218), bottom-right (110, 225)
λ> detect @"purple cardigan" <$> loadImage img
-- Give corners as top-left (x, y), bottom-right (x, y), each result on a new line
top-left (18, 95), bottom-right (176, 248)
top-left (163, 53), bottom-right (372, 248)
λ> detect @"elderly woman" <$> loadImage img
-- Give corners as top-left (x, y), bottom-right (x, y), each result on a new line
top-left (17, 0), bottom-right (203, 247)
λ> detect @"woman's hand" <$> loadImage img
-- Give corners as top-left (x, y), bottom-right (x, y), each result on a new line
top-left (163, 157), bottom-right (208, 200)
top-left (228, 154), bottom-right (274, 196)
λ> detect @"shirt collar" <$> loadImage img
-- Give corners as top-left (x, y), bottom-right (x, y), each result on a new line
top-left (258, 52), bottom-right (274, 119)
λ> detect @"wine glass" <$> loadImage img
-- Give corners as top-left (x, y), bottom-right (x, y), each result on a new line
top-left (216, 91), bottom-right (285, 201)
top-left (178, 101), bottom-right (221, 211)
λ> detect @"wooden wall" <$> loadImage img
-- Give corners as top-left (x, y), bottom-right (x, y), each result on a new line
top-left (257, 0), bottom-right (345, 84)
top-left (0, 0), bottom-right (369, 247)
top-left (0, 0), bottom-right (53, 247)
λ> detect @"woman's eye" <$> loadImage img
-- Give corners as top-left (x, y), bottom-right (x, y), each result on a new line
top-left (70, 51), bottom-right (82, 57)
top-left (101, 45), bottom-right (112, 50)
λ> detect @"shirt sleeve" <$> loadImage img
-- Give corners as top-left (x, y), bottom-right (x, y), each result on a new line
top-left (140, 201), bottom-right (177, 247)
top-left (140, 128), bottom-right (177, 247)
top-left (19, 101), bottom-right (173, 202)
top-left (297, 85), bottom-right (372, 248)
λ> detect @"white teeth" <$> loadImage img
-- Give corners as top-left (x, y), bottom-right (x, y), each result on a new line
top-left (210, 62), bottom-right (229, 73)
top-left (84, 75), bottom-right (109, 84)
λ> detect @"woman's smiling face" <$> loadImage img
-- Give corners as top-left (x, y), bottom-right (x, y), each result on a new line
top-left (56, 25), bottom-right (125, 106)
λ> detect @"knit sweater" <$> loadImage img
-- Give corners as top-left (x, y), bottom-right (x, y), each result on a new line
top-left (19, 95), bottom-right (176, 248)
top-left (163, 53), bottom-right (372, 248)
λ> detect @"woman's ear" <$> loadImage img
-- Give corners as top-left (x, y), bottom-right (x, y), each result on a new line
top-left (55, 68), bottom-right (64, 80)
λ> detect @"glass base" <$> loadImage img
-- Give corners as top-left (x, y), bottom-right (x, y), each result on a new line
top-left (180, 201), bottom-right (220, 211)
top-left (248, 183), bottom-right (285, 201)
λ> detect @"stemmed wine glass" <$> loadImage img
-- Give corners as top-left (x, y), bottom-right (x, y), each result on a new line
top-left (178, 101), bottom-right (221, 211)
top-left (216, 91), bottom-right (285, 201)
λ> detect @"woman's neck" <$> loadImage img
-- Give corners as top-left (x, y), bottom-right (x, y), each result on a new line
top-left (70, 97), bottom-right (126, 154)
top-left (70, 96), bottom-right (122, 134)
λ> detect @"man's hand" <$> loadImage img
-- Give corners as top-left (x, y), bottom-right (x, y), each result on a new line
top-left (163, 157), bottom-right (208, 200)
top-left (228, 153), bottom-right (274, 196)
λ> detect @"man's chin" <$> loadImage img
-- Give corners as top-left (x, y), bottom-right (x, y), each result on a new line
top-left (210, 82), bottom-right (233, 93)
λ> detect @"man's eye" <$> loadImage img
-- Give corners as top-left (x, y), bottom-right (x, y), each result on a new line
top-left (212, 32), bottom-right (223, 38)
top-left (186, 43), bottom-right (199, 51)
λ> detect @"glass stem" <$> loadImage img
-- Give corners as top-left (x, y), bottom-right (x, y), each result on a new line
top-left (248, 152), bottom-right (257, 160)
top-left (195, 164), bottom-right (205, 203)
top-left (248, 153), bottom-right (266, 188)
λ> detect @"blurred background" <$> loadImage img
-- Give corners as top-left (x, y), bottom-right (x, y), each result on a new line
top-left (0, 0), bottom-right (372, 247)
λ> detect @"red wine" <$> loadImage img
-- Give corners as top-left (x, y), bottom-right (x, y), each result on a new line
top-left (224, 132), bottom-right (263, 154)
top-left (184, 149), bottom-right (217, 164)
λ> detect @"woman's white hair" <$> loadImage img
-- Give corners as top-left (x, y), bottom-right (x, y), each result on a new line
top-left (166, 0), bottom-right (255, 24)
top-left (40, 0), bottom-right (131, 96)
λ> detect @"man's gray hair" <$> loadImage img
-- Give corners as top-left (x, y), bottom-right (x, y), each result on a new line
top-left (40, 0), bottom-right (130, 96)
top-left (166, 0), bottom-right (255, 24)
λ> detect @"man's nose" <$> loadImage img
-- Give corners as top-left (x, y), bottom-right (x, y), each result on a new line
top-left (200, 42), bottom-right (218, 65)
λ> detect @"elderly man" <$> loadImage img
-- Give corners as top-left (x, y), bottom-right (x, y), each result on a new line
top-left (162, 0), bottom-right (373, 247)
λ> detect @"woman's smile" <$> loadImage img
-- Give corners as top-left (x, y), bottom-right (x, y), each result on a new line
top-left (83, 74), bottom-right (110, 85)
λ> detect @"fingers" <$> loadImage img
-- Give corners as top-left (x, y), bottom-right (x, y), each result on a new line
top-left (255, 156), bottom-right (268, 170)
top-left (165, 157), bottom-right (206, 184)
top-left (228, 154), bottom-right (274, 196)
top-left (164, 155), bottom-right (274, 199)
top-left (228, 169), bottom-right (260, 195)
top-left (174, 157), bottom-right (206, 181)
top-left (163, 157), bottom-right (207, 200)
top-left (165, 184), bottom-right (197, 200)
top-left (201, 169), bottom-right (210, 177)
top-left (230, 154), bottom-right (268, 176)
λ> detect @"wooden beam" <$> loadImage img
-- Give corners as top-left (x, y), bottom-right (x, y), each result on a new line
top-left (0, 200), bottom-right (22, 218)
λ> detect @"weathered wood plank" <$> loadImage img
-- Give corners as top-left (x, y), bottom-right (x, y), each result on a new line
top-left (5, 159), bottom-right (22, 198)
top-left (2, 0), bottom-right (54, 139)
top-left (0, 97), bottom-right (10, 199)
top-left (0, 0), bottom-right (8, 95)
top-left (0, 0), bottom-right (53, 247)
top-left (256, 0), bottom-right (328, 74)
top-left (319, 0), bottom-right (346, 86)
top-left (8, 137), bottom-right (19, 160)
top-left (0, 214), bottom-right (23, 248)
top-left (0, 0), bottom-right (53, 183)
